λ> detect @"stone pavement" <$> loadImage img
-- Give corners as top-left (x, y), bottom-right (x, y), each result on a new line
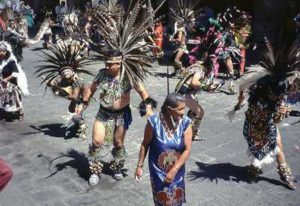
top-left (0, 43), bottom-right (300, 206)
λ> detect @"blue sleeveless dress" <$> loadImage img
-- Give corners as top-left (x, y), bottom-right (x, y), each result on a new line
top-left (148, 113), bottom-right (191, 206)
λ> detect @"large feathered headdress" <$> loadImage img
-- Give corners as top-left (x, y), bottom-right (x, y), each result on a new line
top-left (240, 38), bottom-right (300, 102)
top-left (228, 40), bottom-right (299, 120)
top-left (95, 0), bottom-right (123, 16)
top-left (36, 42), bottom-right (94, 86)
top-left (170, 0), bottom-right (201, 30)
top-left (92, 0), bottom-right (166, 86)
top-left (0, 7), bottom-right (17, 24)
top-left (218, 6), bottom-right (252, 33)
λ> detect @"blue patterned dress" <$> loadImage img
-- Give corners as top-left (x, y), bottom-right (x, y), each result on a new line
top-left (148, 112), bottom-right (191, 206)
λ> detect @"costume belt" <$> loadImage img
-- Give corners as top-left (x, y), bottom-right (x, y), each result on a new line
top-left (99, 104), bottom-right (130, 114)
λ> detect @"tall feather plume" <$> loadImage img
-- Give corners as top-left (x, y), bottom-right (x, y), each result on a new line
top-left (0, 7), bottom-right (16, 24)
top-left (218, 6), bottom-right (251, 33)
top-left (36, 42), bottom-right (94, 87)
top-left (170, 0), bottom-right (200, 28)
top-left (93, 0), bottom-right (166, 85)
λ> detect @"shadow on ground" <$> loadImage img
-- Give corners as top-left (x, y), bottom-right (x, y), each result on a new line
top-left (46, 149), bottom-right (129, 182)
top-left (189, 162), bottom-right (287, 188)
top-left (24, 123), bottom-right (78, 139)
top-left (47, 149), bottom-right (90, 181)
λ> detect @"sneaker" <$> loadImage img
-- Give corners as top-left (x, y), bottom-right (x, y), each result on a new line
top-left (89, 174), bottom-right (99, 186)
top-left (113, 171), bottom-right (123, 180)
top-left (192, 135), bottom-right (205, 141)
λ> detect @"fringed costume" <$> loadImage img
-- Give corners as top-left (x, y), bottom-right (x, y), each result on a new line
top-left (169, 0), bottom-right (200, 75)
top-left (85, 0), bottom-right (160, 185)
top-left (0, 41), bottom-right (29, 121)
top-left (217, 7), bottom-right (252, 94)
top-left (240, 39), bottom-right (300, 190)
top-left (175, 61), bottom-right (206, 141)
top-left (36, 43), bottom-right (93, 140)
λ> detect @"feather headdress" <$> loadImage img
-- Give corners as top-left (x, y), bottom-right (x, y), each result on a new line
top-left (218, 6), bottom-right (251, 33)
top-left (36, 42), bottom-right (94, 87)
top-left (92, 0), bottom-right (166, 86)
top-left (95, 0), bottom-right (123, 16)
top-left (241, 39), bottom-right (300, 103)
top-left (170, 0), bottom-right (201, 30)
top-left (0, 7), bottom-right (17, 24)
top-left (229, 39), bottom-right (300, 119)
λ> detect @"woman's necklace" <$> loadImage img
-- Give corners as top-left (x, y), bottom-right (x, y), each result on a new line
top-left (159, 112), bottom-right (180, 138)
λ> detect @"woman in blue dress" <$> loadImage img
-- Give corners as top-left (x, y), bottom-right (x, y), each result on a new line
top-left (135, 93), bottom-right (193, 206)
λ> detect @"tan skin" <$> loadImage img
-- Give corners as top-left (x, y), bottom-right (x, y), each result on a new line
top-left (135, 102), bottom-right (193, 184)
top-left (46, 69), bottom-right (83, 113)
top-left (184, 71), bottom-right (205, 118)
top-left (79, 62), bottom-right (151, 148)
top-left (170, 29), bottom-right (186, 69)
top-left (274, 100), bottom-right (291, 166)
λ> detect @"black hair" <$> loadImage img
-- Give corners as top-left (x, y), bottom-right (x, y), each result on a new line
top-left (161, 92), bottom-right (185, 111)
top-left (106, 50), bottom-right (122, 58)
top-left (0, 50), bottom-right (11, 61)
top-left (248, 75), bottom-right (289, 109)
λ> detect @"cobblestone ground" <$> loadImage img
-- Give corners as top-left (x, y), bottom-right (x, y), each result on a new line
top-left (0, 43), bottom-right (300, 206)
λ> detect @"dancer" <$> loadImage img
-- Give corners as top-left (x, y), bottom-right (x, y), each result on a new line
top-left (0, 41), bottom-right (29, 121)
top-left (239, 40), bottom-right (299, 190)
top-left (174, 61), bottom-right (206, 141)
top-left (36, 43), bottom-right (93, 140)
top-left (169, 0), bottom-right (201, 76)
top-left (81, 1), bottom-right (161, 185)
top-left (0, 158), bottom-right (13, 191)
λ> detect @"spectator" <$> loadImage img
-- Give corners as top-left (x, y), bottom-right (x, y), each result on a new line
top-left (135, 92), bottom-right (193, 206)
top-left (0, 158), bottom-right (13, 191)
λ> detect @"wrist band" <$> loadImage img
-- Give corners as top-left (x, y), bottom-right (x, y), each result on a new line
top-left (137, 164), bottom-right (143, 168)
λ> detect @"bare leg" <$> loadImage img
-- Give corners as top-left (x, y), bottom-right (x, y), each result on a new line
top-left (92, 120), bottom-right (105, 147)
top-left (174, 49), bottom-right (184, 74)
top-left (225, 57), bottom-right (234, 75)
top-left (276, 132), bottom-right (286, 165)
top-left (114, 125), bottom-right (126, 148)
top-left (276, 131), bottom-right (296, 190)
top-left (185, 94), bottom-right (204, 140)
top-left (225, 57), bottom-right (236, 94)
top-left (240, 48), bottom-right (246, 76)
top-left (234, 89), bottom-right (246, 110)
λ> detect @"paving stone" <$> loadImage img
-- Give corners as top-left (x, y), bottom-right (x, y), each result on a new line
top-left (0, 42), bottom-right (300, 206)
top-left (64, 192), bottom-right (106, 206)
top-left (31, 189), bottom-right (62, 202)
